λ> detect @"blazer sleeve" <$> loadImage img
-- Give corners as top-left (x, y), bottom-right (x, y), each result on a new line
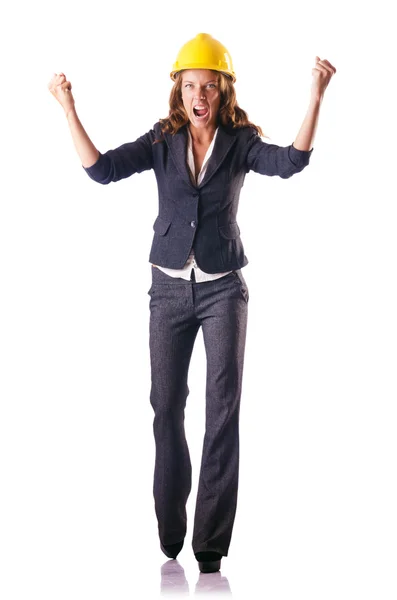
top-left (82, 126), bottom-right (155, 184)
top-left (246, 130), bottom-right (314, 179)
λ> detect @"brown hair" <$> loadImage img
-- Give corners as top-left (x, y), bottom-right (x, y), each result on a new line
top-left (153, 70), bottom-right (269, 143)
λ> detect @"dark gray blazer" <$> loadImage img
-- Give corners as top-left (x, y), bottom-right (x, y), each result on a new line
top-left (82, 121), bottom-right (313, 273)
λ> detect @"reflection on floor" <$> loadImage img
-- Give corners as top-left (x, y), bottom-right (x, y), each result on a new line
top-left (160, 560), bottom-right (189, 595)
top-left (194, 571), bottom-right (232, 595)
top-left (160, 560), bottom-right (232, 595)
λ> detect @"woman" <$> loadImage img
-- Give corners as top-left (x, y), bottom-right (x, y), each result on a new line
top-left (48, 32), bottom-right (336, 573)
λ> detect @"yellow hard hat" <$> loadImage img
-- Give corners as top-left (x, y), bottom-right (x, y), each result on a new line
top-left (170, 33), bottom-right (236, 83)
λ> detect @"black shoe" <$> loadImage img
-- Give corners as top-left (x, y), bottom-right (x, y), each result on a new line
top-left (195, 551), bottom-right (222, 573)
top-left (160, 540), bottom-right (184, 559)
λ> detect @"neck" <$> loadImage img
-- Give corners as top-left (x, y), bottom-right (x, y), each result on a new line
top-left (188, 123), bottom-right (217, 145)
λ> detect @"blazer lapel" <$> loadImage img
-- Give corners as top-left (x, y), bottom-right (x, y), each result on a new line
top-left (164, 122), bottom-right (238, 190)
top-left (163, 126), bottom-right (192, 188)
top-left (198, 124), bottom-right (237, 189)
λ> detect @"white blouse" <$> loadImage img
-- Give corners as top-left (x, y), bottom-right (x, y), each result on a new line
top-left (152, 126), bottom-right (234, 283)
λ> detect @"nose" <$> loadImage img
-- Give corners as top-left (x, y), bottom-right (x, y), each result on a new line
top-left (194, 87), bottom-right (206, 101)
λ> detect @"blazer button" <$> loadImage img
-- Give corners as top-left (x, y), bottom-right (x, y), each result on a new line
top-left (190, 220), bottom-right (196, 228)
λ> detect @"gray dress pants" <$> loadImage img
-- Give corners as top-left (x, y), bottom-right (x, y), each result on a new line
top-left (148, 264), bottom-right (249, 557)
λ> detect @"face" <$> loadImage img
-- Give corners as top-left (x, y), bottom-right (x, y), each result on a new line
top-left (180, 69), bottom-right (221, 131)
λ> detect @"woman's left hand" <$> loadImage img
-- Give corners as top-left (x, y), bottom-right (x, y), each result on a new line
top-left (311, 56), bottom-right (336, 100)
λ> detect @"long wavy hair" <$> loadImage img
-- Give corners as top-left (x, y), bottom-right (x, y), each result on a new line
top-left (153, 70), bottom-right (269, 143)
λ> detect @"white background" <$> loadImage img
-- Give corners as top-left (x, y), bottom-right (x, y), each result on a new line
top-left (1, 0), bottom-right (396, 598)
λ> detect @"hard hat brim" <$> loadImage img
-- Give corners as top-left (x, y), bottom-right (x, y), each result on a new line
top-left (170, 65), bottom-right (236, 84)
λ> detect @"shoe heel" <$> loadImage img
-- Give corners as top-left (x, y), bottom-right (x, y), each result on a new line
top-left (198, 559), bottom-right (221, 573)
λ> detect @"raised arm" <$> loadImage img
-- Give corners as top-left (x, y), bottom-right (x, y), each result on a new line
top-left (293, 56), bottom-right (337, 151)
top-left (48, 73), bottom-right (100, 168)
top-left (48, 72), bottom-right (155, 185)
top-left (246, 56), bottom-right (336, 179)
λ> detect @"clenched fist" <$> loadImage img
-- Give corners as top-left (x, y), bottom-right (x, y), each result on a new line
top-left (48, 72), bottom-right (75, 114)
top-left (311, 57), bottom-right (336, 100)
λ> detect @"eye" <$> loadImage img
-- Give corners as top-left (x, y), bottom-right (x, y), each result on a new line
top-left (184, 83), bottom-right (192, 88)
top-left (207, 83), bottom-right (216, 88)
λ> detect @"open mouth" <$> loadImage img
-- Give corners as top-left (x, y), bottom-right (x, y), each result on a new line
top-left (193, 106), bottom-right (209, 119)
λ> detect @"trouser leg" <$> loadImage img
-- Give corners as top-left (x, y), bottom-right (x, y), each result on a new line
top-left (192, 270), bottom-right (249, 556)
top-left (148, 275), bottom-right (200, 546)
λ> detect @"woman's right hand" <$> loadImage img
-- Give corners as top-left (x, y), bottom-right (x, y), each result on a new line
top-left (48, 72), bottom-right (75, 114)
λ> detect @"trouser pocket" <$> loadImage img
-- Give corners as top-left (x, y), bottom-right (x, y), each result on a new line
top-left (232, 270), bottom-right (249, 303)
